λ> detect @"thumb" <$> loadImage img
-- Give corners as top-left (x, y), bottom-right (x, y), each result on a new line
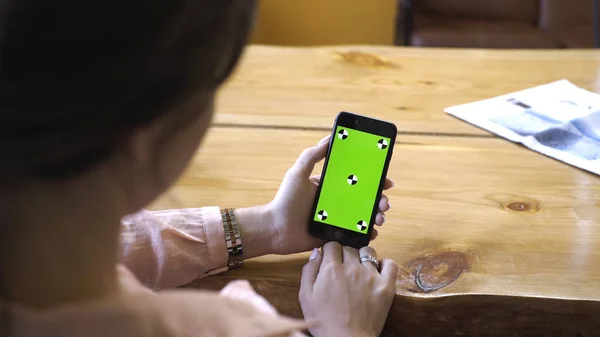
top-left (300, 248), bottom-right (323, 295)
top-left (291, 135), bottom-right (330, 179)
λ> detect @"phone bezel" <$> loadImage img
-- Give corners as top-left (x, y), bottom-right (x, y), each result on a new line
top-left (308, 111), bottom-right (397, 248)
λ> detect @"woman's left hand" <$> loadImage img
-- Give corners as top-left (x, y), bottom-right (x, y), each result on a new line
top-left (264, 135), bottom-right (394, 255)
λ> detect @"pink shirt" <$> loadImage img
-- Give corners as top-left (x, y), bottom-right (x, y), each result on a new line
top-left (3, 208), bottom-right (308, 337)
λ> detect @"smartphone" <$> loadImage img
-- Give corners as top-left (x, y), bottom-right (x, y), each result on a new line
top-left (308, 111), bottom-right (397, 248)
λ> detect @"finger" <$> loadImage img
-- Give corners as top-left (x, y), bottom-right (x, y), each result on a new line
top-left (378, 195), bottom-right (390, 212)
top-left (375, 213), bottom-right (385, 226)
top-left (309, 175), bottom-right (320, 187)
top-left (309, 175), bottom-right (324, 189)
top-left (379, 258), bottom-right (399, 286)
top-left (342, 245), bottom-right (360, 265)
top-left (317, 135), bottom-right (331, 145)
top-left (359, 246), bottom-right (379, 272)
top-left (300, 248), bottom-right (323, 295)
top-left (291, 136), bottom-right (330, 179)
top-left (383, 178), bottom-right (395, 190)
top-left (370, 228), bottom-right (379, 240)
top-left (321, 241), bottom-right (342, 266)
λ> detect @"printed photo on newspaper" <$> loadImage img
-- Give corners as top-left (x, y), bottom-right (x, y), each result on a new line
top-left (445, 79), bottom-right (600, 176)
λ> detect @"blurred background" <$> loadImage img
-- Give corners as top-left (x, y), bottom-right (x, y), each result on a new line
top-left (250, 0), bottom-right (600, 49)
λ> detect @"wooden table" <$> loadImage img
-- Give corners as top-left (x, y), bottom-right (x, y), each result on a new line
top-left (152, 46), bottom-right (600, 336)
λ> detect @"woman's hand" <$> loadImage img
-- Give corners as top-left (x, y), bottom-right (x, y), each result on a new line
top-left (264, 135), bottom-right (394, 255)
top-left (300, 242), bottom-right (398, 337)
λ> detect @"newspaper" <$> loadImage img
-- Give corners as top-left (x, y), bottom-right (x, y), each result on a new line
top-left (445, 79), bottom-right (600, 176)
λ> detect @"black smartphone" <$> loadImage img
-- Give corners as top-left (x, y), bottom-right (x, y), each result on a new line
top-left (308, 111), bottom-right (397, 248)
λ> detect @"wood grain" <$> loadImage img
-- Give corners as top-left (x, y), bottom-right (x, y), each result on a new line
top-left (216, 46), bottom-right (600, 136)
top-left (193, 278), bottom-right (600, 336)
top-left (153, 127), bottom-right (600, 335)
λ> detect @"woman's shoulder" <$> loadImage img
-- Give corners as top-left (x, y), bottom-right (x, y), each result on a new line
top-left (152, 287), bottom-right (307, 337)
top-left (116, 266), bottom-right (307, 337)
top-left (7, 269), bottom-right (307, 337)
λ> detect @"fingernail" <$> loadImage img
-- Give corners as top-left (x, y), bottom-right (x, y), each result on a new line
top-left (381, 213), bottom-right (386, 223)
top-left (390, 180), bottom-right (396, 188)
top-left (387, 200), bottom-right (391, 209)
top-left (309, 248), bottom-right (319, 261)
top-left (318, 135), bottom-right (331, 145)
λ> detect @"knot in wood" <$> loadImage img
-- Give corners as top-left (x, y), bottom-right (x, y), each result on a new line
top-left (414, 251), bottom-right (468, 293)
top-left (506, 202), bottom-right (531, 212)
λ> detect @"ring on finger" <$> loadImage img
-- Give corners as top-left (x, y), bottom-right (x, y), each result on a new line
top-left (359, 255), bottom-right (379, 269)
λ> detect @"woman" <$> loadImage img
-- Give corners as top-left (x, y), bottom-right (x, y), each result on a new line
top-left (0, 1), bottom-right (398, 336)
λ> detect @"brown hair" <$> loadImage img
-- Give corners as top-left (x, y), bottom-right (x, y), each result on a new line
top-left (0, 0), bottom-right (255, 182)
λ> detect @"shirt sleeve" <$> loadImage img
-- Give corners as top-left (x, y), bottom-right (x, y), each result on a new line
top-left (119, 207), bottom-right (228, 290)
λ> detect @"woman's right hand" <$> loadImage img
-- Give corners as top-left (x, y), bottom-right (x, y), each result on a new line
top-left (299, 242), bottom-right (398, 337)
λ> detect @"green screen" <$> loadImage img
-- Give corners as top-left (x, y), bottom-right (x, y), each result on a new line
top-left (314, 126), bottom-right (390, 233)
